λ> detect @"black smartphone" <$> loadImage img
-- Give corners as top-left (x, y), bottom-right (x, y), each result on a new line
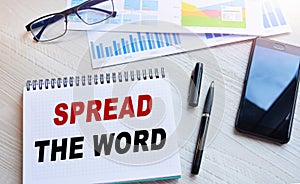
top-left (235, 37), bottom-right (300, 144)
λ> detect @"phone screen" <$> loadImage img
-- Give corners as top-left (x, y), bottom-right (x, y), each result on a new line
top-left (235, 38), bottom-right (300, 143)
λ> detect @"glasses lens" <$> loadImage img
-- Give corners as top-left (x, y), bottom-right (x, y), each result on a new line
top-left (77, 0), bottom-right (114, 25)
top-left (30, 14), bottom-right (66, 42)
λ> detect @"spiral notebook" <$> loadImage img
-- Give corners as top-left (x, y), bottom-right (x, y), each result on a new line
top-left (23, 67), bottom-right (181, 184)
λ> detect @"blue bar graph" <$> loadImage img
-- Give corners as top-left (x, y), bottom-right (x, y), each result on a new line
top-left (263, 0), bottom-right (287, 29)
top-left (129, 35), bottom-right (135, 53)
top-left (90, 42), bottom-right (96, 59)
top-left (126, 41), bottom-right (130, 54)
top-left (172, 33), bottom-right (178, 45)
top-left (176, 33), bottom-right (181, 44)
top-left (134, 38), bottom-right (139, 52)
top-left (117, 43), bottom-right (121, 55)
top-left (263, 13), bottom-right (271, 28)
top-left (146, 33), bottom-right (152, 49)
top-left (155, 33), bottom-right (161, 48)
top-left (105, 47), bottom-right (109, 57)
top-left (159, 34), bottom-right (164, 47)
top-left (269, 12), bottom-right (278, 26)
top-left (142, 36), bottom-right (147, 50)
top-left (164, 33), bottom-right (169, 46)
top-left (150, 34), bottom-right (155, 49)
top-left (205, 33), bottom-right (213, 39)
top-left (214, 33), bottom-right (222, 37)
top-left (90, 32), bottom-right (181, 60)
top-left (113, 41), bottom-right (118, 56)
top-left (167, 34), bottom-right (172, 45)
top-left (96, 45), bottom-right (101, 58)
top-left (109, 47), bottom-right (113, 57)
top-left (121, 38), bottom-right (127, 54)
top-left (204, 33), bottom-right (231, 40)
top-left (275, 8), bottom-right (286, 25)
top-left (100, 44), bottom-right (104, 58)
top-left (137, 32), bottom-right (144, 51)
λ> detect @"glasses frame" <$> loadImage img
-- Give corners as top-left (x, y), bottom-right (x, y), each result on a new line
top-left (25, 0), bottom-right (116, 42)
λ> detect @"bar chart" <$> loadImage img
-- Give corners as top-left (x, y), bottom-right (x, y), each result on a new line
top-left (90, 32), bottom-right (181, 60)
top-left (88, 30), bottom-right (256, 68)
top-left (124, 0), bottom-right (159, 11)
top-left (262, 0), bottom-right (287, 29)
top-left (204, 33), bottom-right (231, 40)
top-left (142, 0), bottom-right (159, 11)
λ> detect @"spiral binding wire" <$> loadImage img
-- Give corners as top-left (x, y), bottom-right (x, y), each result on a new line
top-left (26, 67), bottom-right (165, 91)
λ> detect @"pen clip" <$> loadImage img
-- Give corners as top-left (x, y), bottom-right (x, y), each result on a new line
top-left (188, 68), bottom-right (195, 96)
top-left (188, 62), bottom-right (203, 107)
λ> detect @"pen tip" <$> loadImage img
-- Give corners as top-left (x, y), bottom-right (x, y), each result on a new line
top-left (210, 81), bottom-right (214, 88)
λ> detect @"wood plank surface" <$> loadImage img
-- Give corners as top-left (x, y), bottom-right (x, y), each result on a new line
top-left (0, 0), bottom-right (299, 183)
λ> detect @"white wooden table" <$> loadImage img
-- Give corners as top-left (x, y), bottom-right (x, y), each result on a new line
top-left (1, 0), bottom-right (300, 183)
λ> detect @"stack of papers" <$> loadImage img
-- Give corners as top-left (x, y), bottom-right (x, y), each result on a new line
top-left (67, 0), bottom-right (290, 68)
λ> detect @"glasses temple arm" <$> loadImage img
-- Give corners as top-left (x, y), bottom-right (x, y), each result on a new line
top-left (29, 15), bottom-right (64, 31)
top-left (87, 7), bottom-right (117, 17)
top-left (25, 0), bottom-right (115, 31)
top-left (33, 14), bottom-right (64, 41)
top-left (25, 0), bottom-right (116, 41)
top-left (78, 0), bottom-right (116, 17)
top-left (80, 0), bottom-right (110, 9)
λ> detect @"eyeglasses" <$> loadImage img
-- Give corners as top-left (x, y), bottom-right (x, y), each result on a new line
top-left (25, 0), bottom-right (116, 42)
